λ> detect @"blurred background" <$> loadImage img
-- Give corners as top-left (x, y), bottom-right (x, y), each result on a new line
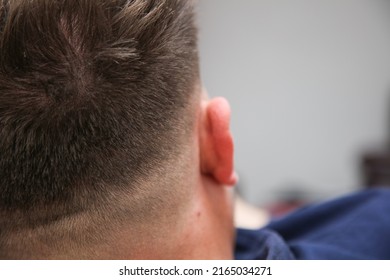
top-left (198, 0), bottom-right (390, 213)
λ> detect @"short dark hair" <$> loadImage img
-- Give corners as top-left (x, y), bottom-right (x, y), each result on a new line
top-left (0, 0), bottom-right (199, 225)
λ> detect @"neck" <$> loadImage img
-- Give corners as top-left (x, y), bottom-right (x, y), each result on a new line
top-left (1, 179), bottom-right (235, 260)
top-left (115, 178), bottom-right (235, 260)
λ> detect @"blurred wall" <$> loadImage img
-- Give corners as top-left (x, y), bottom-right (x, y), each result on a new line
top-left (198, 0), bottom-right (390, 205)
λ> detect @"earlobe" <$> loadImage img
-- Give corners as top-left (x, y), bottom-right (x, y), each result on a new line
top-left (200, 97), bottom-right (237, 186)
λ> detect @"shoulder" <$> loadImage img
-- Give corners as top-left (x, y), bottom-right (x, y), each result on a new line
top-left (235, 228), bottom-right (295, 260)
top-left (267, 188), bottom-right (390, 259)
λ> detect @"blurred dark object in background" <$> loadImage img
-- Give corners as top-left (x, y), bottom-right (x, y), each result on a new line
top-left (361, 92), bottom-right (390, 188)
top-left (362, 151), bottom-right (390, 187)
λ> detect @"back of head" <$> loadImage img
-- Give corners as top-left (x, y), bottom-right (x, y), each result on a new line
top-left (0, 0), bottom-right (199, 258)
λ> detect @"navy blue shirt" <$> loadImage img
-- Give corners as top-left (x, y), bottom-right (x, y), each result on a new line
top-left (235, 188), bottom-right (390, 259)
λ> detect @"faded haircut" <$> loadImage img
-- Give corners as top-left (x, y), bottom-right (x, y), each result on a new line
top-left (0, 0), bottom-right (199, 229)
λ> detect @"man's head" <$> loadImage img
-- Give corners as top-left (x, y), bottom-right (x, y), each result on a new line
top-left (0, 0), bottom-right (237, 259)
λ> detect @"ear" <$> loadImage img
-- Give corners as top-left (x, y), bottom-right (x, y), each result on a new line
top-left (200, 97), bottom-right (238, 186)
